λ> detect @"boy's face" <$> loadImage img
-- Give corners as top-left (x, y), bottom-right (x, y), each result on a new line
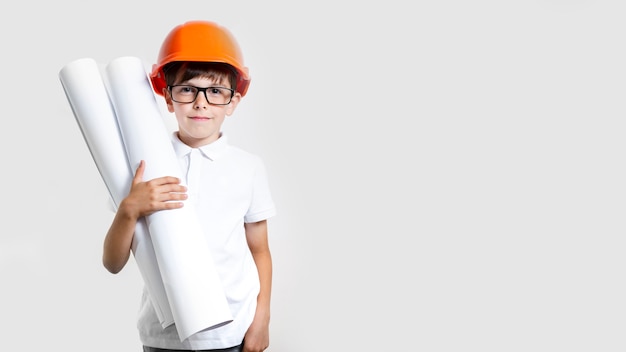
top-left (165, 76), bottom-right (241, 148)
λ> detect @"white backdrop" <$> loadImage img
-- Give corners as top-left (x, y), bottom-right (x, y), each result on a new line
top-left (1, 1), bottom-right (625, 351)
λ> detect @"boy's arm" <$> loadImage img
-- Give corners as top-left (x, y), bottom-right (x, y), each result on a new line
top-left (102, 160), bottom-right (187, 274)
top-left (102, 200), bottom-right (139, 274)
top-left (243, 220), bottom-right (272, 352)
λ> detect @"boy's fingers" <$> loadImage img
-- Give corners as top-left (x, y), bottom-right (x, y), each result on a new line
top-left (133, 160), bottom-right (145, 184)
top-left (147, 176), bottom-right (183, 188)
top-left (161, 176), bottom-right (182, 185)
top-left (164, 202), bottom-right (185, 210)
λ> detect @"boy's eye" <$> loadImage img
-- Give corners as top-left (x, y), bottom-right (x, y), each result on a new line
top-left (179, 86), bottom-right (196, 94)
top-left (207, 87), bottom-right (231, 97)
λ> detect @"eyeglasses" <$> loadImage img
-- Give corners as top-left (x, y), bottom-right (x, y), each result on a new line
top-left (168, 85), bottom-right (235, 105)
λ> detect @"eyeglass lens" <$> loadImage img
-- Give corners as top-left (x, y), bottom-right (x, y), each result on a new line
top-left (170, 85), bottom-right (233, 105)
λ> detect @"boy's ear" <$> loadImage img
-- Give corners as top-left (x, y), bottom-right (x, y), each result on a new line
top-left (163, 88), bottom-right (175, 113)
top-left (225, 92), bottom-right (242, 116)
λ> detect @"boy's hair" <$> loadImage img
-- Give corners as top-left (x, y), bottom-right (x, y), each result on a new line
top-left (163, 61), bottom-right (238, 90)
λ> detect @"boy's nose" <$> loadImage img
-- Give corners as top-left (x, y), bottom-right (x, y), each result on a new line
top-left (194, 92), bottom-right (210, 108)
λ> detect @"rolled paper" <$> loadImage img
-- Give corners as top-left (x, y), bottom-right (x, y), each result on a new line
top-left (58, 58), bottom-right (175, 327)
top-left (105, 56), bottom-right (232, 341)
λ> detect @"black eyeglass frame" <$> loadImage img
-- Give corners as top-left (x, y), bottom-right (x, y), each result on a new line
top-left (167, 85), bottom-right (235, 105)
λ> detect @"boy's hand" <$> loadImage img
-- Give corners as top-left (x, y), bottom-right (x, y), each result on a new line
top-left (243, 315), bottom-right (270, 352)
top-left (119, 160), bottom-right (188, 219)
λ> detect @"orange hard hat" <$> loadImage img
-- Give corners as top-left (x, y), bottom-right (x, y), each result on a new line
top-left (150, 20), bottom-right (250, 97)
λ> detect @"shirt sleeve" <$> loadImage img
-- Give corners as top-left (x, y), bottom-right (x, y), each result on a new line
top-left (244, 159), bottom-right (276, 223)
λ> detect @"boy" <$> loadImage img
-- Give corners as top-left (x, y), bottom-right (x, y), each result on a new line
top-left (102, 21), bottom-right (276, 352)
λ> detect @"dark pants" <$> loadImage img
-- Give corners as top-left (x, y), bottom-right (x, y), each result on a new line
top-left (142, 342), bottom-right (243, 352)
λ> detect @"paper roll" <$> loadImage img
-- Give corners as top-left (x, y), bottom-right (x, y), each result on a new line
top-left (58, 58), bottom-right (174, 327)
top-left (105, 56), bottom-right (232, 341)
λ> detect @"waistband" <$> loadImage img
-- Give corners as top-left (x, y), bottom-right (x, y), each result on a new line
top-left (142, 342), bottom-right (243, 352)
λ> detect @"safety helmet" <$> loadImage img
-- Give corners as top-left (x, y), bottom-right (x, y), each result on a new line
top-left (150, 20), bottom-right (250, 97)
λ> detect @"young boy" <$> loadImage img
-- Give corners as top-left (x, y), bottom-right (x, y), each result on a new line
top-left (102, 21), bottom-right (276, 352)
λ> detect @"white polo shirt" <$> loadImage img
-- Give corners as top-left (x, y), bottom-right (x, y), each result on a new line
top-left (138, 132), bottom-right (276, 350)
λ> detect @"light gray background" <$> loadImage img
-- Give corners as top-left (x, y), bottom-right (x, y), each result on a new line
top-left (1, 1), bottom-right (624, 351)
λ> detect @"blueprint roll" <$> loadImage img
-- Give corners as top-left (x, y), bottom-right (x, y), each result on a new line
top-left (58, 58), bottom-right (175, 327)
top-left (104, 56), bottom-right (232, 341)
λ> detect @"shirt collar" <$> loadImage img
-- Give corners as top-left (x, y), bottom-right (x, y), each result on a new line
top-left (171, 132), bottom-right (229, 161)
